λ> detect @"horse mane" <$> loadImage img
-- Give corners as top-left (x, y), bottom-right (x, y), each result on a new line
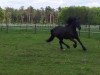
top-left (67, 17), bottom-right (77, 26)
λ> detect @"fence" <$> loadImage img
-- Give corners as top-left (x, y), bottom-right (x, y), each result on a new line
top-left (0, 23), bottom-right (58, 33)
top-left (79, 25), bottom-right (100, 40)
top-left (0, 23), bottom-right (100, 40)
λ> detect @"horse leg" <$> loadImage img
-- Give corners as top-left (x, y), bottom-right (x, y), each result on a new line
top-left (59, 40), bottom-right (63, 50)
top-left (70, 39), bottom-right (77, 48)
top-left (76, 37), bottom-right (87, 51)
top-left (60, 40), bottom-right (70, 49)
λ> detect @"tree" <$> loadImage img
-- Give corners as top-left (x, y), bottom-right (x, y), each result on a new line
top-left (0, 7), bottom-right (4, 23)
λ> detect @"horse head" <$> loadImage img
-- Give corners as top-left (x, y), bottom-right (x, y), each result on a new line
top-left (67, 17), bottom-right (81, 30)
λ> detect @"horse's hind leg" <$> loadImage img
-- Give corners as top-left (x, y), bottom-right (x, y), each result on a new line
top-left (62, 41), bottom-right (70, 49)
top-left (70, 39), bottom-right (77, 48)
top-left (59, 40), bottom-right (63, 49)
top-left (59, 39), bottom-right (70, 49)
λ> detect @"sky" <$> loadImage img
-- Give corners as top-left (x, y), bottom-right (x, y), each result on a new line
top-left (0, 0), bottom-right (100, 9)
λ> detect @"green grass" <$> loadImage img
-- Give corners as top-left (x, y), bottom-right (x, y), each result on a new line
top-left (0, 32), bottom-right (100, 75)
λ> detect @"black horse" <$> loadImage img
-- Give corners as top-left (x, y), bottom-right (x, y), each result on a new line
top-left (46, 17), bottom-right (87, 51)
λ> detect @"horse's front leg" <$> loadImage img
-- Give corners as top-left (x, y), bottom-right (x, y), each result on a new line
top-left (76, 37), bottom-right (87, 51)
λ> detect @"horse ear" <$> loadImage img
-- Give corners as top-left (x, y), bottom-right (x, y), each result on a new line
top-left (67, 17), bottom-right (72, 24)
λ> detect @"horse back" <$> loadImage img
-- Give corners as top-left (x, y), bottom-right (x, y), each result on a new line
top-left (51, 26), bottom-right (78, 39)
top-left (52, 26), bottom-right (66, 34)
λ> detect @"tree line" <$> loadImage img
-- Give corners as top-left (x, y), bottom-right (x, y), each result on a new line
top-left (0, 6), bottom-right (100, 25)
top-left (59, 6), bottom-right (100, 25)
top-left (0, 6), bottom-right (58, 24)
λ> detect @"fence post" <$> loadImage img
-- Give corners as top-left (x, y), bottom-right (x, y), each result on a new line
top-left (34, 24), bottom-right (36, 34)
top-left (5, 17), bottom-right (9, 33)
top-left (88, 25), bottom-right (90, 38)
top-left (0, 26), bottom-right (2, 31)
top-left (99, 25), bottom-right (100, 30)
top-left (0, 23), bottom-right (3, 31)
top-left (26, 23), bottom-right (28, 32)
top-left (78, 30), bottom-right (80, 36)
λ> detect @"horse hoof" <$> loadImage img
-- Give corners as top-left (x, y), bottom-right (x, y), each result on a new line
top-left (67, 46), bottom-right (70, 49)
top-left (61, 49), bottom-right (66, 51)
top-left (73, 44), bottom-right (77, 48)
top-left (83, 48), bottom-right (87, 51)
top-left (60, 49), bottom-right (66, 51)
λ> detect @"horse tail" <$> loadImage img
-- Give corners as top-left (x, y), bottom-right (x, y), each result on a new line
top-left (46, 30), bottom-right (55, 42)
top-left (46, 35), bottom-right (54, 42)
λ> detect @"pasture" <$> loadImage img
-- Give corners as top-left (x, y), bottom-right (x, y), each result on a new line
top-left (0, 30), bottom-right (100, 75)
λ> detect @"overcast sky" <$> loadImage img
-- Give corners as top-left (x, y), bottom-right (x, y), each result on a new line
top-left (0, 0), bottom-right (100, 9)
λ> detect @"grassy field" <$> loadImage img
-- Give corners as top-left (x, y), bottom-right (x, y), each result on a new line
top-left (0, 32), bottom-right (100, 75)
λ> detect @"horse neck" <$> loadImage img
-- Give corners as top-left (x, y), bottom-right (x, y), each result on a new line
top-left (67, 24), bottom-right (77, 32)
